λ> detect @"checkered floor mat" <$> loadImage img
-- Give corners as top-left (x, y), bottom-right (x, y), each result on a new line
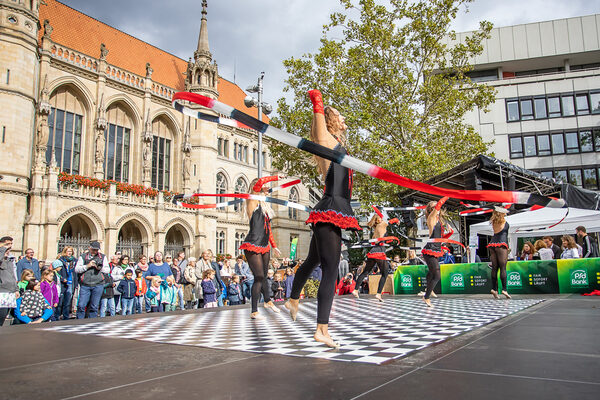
top-left (43, 297), bottom-right (543, 364)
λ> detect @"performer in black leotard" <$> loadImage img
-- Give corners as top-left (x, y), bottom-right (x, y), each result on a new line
top-left (241, 176), bottom-right (282, 319)
top-left (285, 89), bottom-right (361, 348)
top-left (487, 207), bottom-right (511, 299)
top-left (421, 197), bottom-right (449, 307)
top-left (353, 211), bottom-right (389, 302)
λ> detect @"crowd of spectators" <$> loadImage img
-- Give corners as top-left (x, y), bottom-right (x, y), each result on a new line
top-left (0, 238), bottom-right (303, 326)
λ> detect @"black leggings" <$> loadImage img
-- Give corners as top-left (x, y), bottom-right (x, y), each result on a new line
top-left (423, 254), bottom-right (440, 299)
top-left (290, 223), bottom-right (341, 324)
top-left (354, 258), bottom-right (389, 294)
top-left (0, 308), bottom-right (10, 326)
top-left (489, 246), bottom-right (508, 292)
top-left (244, 250), bottom-right (271, 313)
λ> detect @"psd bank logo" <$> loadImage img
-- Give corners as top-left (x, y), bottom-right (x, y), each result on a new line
top-left (450, 273), bottom-right (464, 288)
top-left (400, 274), bottom-right (413, 288)
top-left (507, 272), bottom-right (522, 288)
top-left (570, 269), bottom-right (588, 287)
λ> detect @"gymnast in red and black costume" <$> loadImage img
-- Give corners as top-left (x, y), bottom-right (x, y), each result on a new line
top-left (487, 208), bottom-right (511, 299)
top-left (285, 89), bottom-right (360, 348)
top-left (421, 196), bottom-right (451, 307)
top-left (241, 176), bottom-right (282, 319)
top-left (352, 208), bottom-right (393, 302)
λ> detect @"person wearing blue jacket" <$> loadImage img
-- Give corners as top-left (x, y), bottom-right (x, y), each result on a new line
top-left (14, 280), bottom-right (53, 324)
top-left (117, 270), bottom-right (137, 315)
top-left (227, 275), bottom-right (243, 305)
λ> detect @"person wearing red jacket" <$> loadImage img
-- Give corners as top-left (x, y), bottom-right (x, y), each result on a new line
top-left (336, 273), bottom-right (356, 295)
top-left (134, 268), bottom-right (147, 314)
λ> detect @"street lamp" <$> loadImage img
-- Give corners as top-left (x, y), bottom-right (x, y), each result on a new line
top-left (244, 72), bottom-right (272, 178)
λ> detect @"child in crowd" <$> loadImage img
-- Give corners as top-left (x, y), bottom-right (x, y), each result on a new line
top-left (227, 274), bottom-right (243, 305)
top-left (18, 269), bottom-right (34, 294)
top-left (271, 273), bottom-right (285, 302)
top-left (117, 269), bottom-right (137, 315)
top-left (201, 269), bottom-right (217, 308)
top-left (134, 269), bottom-right (147, 314)
top-left (100, 271), bottom-right (116, 317)
top-left (146, 276), bottom-right (162, 312)
top-left (161, 276), bottom-right (178, 312)
top-left (15, 280), bottom-right (53, 324)
top-left (40, 269), bottom-right (59, 320)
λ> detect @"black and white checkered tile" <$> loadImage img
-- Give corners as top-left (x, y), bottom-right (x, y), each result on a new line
top-left (43, 297), bottom-right (542, 364)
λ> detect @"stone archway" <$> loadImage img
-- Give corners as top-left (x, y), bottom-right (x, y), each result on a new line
top-left (164, 224), bottom-right (188, 257)
top-left (116, 220), bottom-right (146, 259)
top-left (57, 213), bottom-right (99, 257)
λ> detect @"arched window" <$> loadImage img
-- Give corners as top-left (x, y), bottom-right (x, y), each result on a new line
top-left (151, 117), bottom-right (173, 190)
top-left (216, 230), bottom-right (226, 255)
top-left (288, 187), bottom-right (299, 220)
top-left (104, 104), bottom-right (132, 182)
top-left (46, 86), bottom-right (85, 174)
top-left (235, 232), bottom-right (246, 255)
top-left (234, 177), bottom-right (248, 213)
top-left (216, 172), bottom-right (227, 205)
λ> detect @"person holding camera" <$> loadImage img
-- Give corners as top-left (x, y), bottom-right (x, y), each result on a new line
top-left (336, 273), bottom-right (356, 296)
top-left (0, 236), bottom-right (19, 326)
top-left (74, 241), bottom-right (109, 319)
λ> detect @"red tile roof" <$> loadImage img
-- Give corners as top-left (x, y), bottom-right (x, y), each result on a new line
top-left (39, 0), bottom-right (268, 122)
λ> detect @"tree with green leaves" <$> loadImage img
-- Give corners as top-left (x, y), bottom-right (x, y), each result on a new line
top-left (270, 0), bottom-right (496, 210)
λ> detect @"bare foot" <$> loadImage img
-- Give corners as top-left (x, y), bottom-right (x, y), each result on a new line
top-left (264, 301), bottom-right (280, 313)
top-left (375, 293), bottom-right (383, 302)
top-left (284, 299), bottom-right (299, 321)
top-left (417, 291), bottom-right (425, 297)
top-left (352, 290), bottom-right (359, 299)
top-left (491, 290), bottom-right (499, 299)
top-left (502, 290), bottom-right (512, 299)
top-left (422, 297), bottom-right (433, 308)
top-left (250, 312), bottom-right (264, 320)
top-left (431, 291), bottom-right (437, 298)
top-left (314, 331), bottom-right (340, 349)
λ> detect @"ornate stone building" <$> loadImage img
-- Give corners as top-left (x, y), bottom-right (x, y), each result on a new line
top-left (0, 0), bottom-right (311, 260)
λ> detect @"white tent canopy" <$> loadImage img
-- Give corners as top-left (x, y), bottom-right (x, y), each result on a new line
top-left (469, 207), bottom-right (600, 256)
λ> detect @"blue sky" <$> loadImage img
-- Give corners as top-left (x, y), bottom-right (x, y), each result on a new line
top-left (60, 0), bottom-right (599, 113)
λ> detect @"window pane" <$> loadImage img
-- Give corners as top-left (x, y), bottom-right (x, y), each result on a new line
top-left (591, 93), bottom-right (600, 114)
top-left (54, 110), bottom-right (64, 168)
top-left (509, 137), bottom-right (523, 158)
top-left (45, 108), bottom-right (55, 165)
top-left (158, 137), bottom-right (164, 189)
top-left (520, 99), bottom-right (534, 120)
top-left (583, 168), bottom-right (598, 189)
top-left (594, 128), bottom-right (600, 151)
top-left (537, 134), bottom-right (551, 156)
top-left (507, 100), bottom-right (519, 121)
top-left (122, 129), bottom-right (130, 181)
top-left (72, 115), bottom-right (82, 174)
top-left (565, 132), bottom-right (579, 153)
top-left (114, 126), bottom-right (123, 181)
top-left (523, 136), bottom-right (536, 156)
top-left (548, 97), bottom-right (561, 117)
top-left (151, 138), bottom-right (158, 188)
top-left (534, 98), bottom-right (547, 118)
top-left (551, 133), bottom-right (565, 154)
top-left (569, 169), bottom-right (582, 186)
top-left (62, 112), bottom-right (73, 172)
top-left (555, 169), bottom-right (567, 183)
top-left (576, 94), bottom-right (590, 115)
top-left (579, 130), bottom-right (593, 152)
top-left (106, 124), bottom-right (116, 180)
top-left (561, 95), bottom-right (575, 116)
top-left (164, 140), bottom-right (171, 190)
top-left (540, 171), bottom-right (553, 179)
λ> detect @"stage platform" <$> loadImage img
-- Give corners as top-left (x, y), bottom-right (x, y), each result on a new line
top-left (1, 294), bottom-right (599, 399)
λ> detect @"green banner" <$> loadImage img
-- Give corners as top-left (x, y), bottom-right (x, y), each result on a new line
top-left (557, 258), bottom-right (600, 293)
top-left (393, 264), bottom-right (441, 294)
top-left (440, 263), bottom-right (493, 294)
top-left (394, 258), bottom-right (600, 295)
top-left (289, 237), bottom-right (298, 260)
top-left (504, 260), bottom-right (559, 294)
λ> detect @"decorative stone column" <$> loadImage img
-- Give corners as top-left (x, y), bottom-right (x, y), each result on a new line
top-left (182, 120), bottom-right (192, 194)
top-left (94, 95), bottom-right (107, 178)
top-left (142, 108), bottom-right (153, 186)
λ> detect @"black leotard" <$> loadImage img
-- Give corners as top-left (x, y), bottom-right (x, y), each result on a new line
top-left (306, 143), bottom-right (360, 231)
top-left (487, 222), bottom-right (509, 249)
top-left (422, 221), bottom-right (443, 257)
top-left (240, 205), bottom-right (274, 254)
